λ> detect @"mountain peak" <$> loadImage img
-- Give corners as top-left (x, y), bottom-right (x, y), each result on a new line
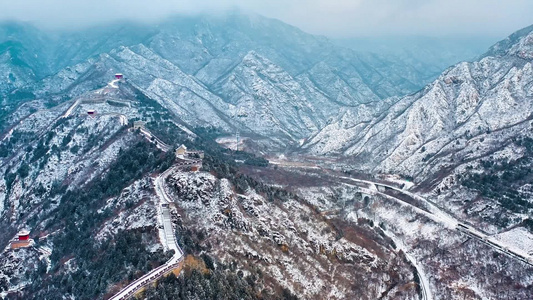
top-left (304, 22), bottom-right (533, 180)
top-left (242, 50), bottom-right (265, 61)
top-left (483, 24), bottom-right (533, 59)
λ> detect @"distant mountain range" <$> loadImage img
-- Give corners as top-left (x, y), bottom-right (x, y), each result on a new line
top-left (0, 12), bottom-right (493, 148)
top-left (2, 11), bottom-right (531, 184)
top-left (303, 25), bottom-right (533, 177)
top-left (303, 25), bottom-right (533, 231)
top-left (335, 36), bottom-right (495, 82)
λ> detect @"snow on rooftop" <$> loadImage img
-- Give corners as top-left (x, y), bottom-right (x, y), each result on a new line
top-left (18, 229), bottom-right (30, 236)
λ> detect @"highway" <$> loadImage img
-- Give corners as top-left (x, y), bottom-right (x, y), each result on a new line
top-left (340, 176), bottom-right (533, 267)
top-left (358, 185), bottom-right (433, 300)
top-left (455, 223), bottom-right (533, 266)
top-left (402, 244), bottom-right (432, 300)
top-left (264, 160), bottom-right (533, 299)
top-left (337, 175), bottom-right (533, 300)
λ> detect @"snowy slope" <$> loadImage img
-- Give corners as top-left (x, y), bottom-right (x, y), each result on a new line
top-left (1, 11), bottom-right (491, 148)
top-left (165, 170), bottom-right (418, 299)
top-left (303, 25), bottom-right (533, 180)
top-left (211, 51), bottom-right (331, 139)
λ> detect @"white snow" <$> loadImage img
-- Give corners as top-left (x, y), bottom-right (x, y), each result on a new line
top-left (494, 227), bottom-right (533, 257)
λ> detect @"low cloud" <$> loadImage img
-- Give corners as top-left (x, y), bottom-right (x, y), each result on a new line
top-left (1, 0), bottom-right (531, 38)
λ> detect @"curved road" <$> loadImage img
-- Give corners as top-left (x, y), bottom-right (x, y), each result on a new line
top-left (342, 176), bottom-right (533, 266)
top-left (338, 175), bottom-right (533, 300)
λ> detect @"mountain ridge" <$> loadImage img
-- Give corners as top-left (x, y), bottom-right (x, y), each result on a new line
top-left (302, 24), bottom-right (533, 235)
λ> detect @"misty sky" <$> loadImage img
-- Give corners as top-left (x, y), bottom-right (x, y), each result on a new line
top-left (1, 0), bottom-right (532, 38)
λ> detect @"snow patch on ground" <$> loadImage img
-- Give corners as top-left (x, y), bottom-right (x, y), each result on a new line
top-left (494, 227), bottom-right (533, 257)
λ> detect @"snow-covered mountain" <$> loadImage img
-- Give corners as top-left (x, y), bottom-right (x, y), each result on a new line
top-left (302, 25), bottom-right (533, 234)
top-left (0, 74), bottom-right (417, 300)
top-left (336, 36), bottom-right (495, 84)
top-left (1, 10), bottom-right (532, 300)
top-left (304, 24), bottom-right (533, 178)
top-left (0, 23), bottom-right (47, 93)
top-left (0, 12), bottom-right (492, 148)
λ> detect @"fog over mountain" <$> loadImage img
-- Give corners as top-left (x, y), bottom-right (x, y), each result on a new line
top-left (338, 36), bottom-right (494, 68)
top-left (0, 12), bottom-right (503, 151)
top-left (1, 0), bottom-right (532, 38)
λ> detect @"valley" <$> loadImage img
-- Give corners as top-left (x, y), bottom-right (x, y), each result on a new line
top-left (240, 157), bottom-right (533, 299)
